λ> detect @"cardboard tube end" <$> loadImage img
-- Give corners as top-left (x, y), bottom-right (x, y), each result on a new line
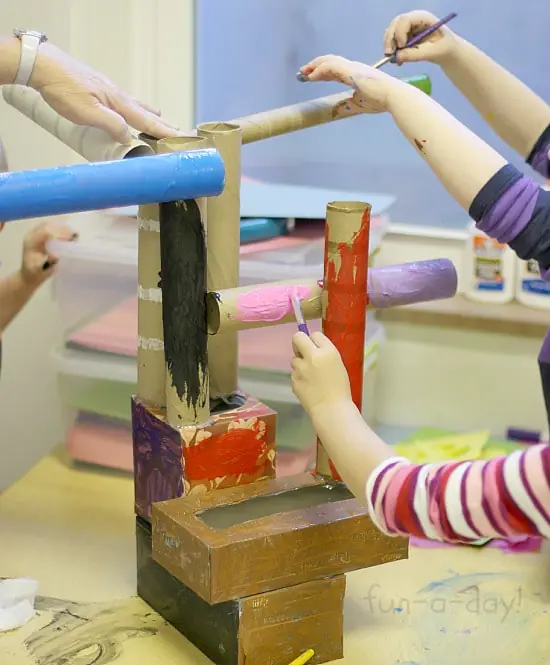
top-left (206, 292), bottom-right (222, 334)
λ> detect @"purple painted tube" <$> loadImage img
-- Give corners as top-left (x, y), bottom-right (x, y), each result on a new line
top-left (367, 258), bottom-right (458, 308)
top-left (507, 428), bottom-right (542, 443)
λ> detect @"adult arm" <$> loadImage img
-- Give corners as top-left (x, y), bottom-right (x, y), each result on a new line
top-left (0, 34), bottom-right (181, 142)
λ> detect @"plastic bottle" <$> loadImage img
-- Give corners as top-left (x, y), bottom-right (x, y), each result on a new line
top-left (515, 256), bottom-right (550, 309)
top-left (463, 222), bottom-right (515, 303)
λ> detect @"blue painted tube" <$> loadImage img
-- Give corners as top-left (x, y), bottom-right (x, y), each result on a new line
top-left (0, 149), bottom-right (225, 222)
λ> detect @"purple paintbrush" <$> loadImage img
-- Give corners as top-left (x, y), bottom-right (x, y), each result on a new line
top-left (290, 289), bottom-right (310, 336)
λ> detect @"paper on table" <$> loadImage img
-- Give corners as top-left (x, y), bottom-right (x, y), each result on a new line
top-left (0, 578), bottom-right (38, 632)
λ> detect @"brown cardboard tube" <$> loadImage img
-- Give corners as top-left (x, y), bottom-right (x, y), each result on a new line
top-left (3, 85), bottom-right (154, 162)
top-left (136, 134), bottom-right (165, 407)
top-left (197, 122), bottom-right (242, 399)
top-left (157, 136), bottom-right (211, 427)
top-left (206, 260), bottom-right (458, 335)
top-left (230, 75), bottom-right (431, 144)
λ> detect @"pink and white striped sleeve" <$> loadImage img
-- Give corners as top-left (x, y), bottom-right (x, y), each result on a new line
top-left (365, 444), bottom-right (550, 542)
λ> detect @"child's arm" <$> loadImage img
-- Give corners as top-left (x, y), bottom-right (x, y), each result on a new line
top-left (292, 333), bottom-right (550, 541)
top-left (0, 222), bottom-right (76, 334)
top-left (300, 56), bottom-right (550, 272)
top-left (0, 270), bottom-right (40, 334)
top-left (384, 11), bottom-right (550, 174)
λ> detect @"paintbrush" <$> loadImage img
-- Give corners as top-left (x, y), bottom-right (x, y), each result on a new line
top-left (290, 288), bottom-right (310, 336)
top-left (287, 648), bottom-right (315, 665)
top-left (296, 12), bottom-right (457, 80)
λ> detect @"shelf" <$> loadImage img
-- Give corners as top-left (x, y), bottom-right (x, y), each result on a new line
top-left (378, 295), bottom-right (549, 338)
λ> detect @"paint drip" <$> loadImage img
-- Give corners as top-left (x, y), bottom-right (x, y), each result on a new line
top-left (159, 199), bottom-right (208, 415)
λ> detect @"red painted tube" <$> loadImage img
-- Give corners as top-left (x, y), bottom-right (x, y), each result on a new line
top-left (316, 202), bottom-right (371, 480)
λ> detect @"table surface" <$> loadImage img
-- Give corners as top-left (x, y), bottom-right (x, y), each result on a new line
top-left (0, 450), bottom-right (549, 665)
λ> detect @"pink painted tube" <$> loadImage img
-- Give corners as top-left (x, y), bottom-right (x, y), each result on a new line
top-left (206, 258), bottom-right (457, 335)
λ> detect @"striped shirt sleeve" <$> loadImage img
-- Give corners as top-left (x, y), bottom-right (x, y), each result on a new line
top-left (365, 445), bottom-right (550, 542)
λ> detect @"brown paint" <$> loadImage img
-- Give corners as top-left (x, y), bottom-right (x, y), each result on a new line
top-left (152, 473), bottom-right (408, 604)
top-left (238, 576), bottom-right (345, 664)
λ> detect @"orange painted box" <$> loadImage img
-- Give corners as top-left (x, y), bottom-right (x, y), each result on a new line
top-left (152, 472), bottom-right (408, 604)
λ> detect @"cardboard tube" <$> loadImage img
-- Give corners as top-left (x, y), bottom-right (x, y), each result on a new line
top-left (207, 279), bottom-right (322, 334)
top-left (136, 134), bottom-right (164, 406)
top-left (197, 122), bottom-right (242, 398)
top-left (2, 85), bottom-right (153, 162)
top-left (158, 136), bottom-right (211, 427)
top-left (317, 202), bottom-right (370, 479)
top-left (207, 259), bottom-right (458, 334)
top-left (137, 133), bottom-right (165, 404)
top-left (232, 74), bottom-right (431, 144)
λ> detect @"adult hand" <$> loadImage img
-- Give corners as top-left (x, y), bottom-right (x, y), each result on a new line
top-left (20, 221), bottom-right (77, 287)
top-left (291, 331), bottom-right (352, 417)
top-left (383, 10), bottom-right (459, 65)
top-left (298, 55), bottom-right (400, 114)
top-left (29, 43), bottom-right (183, 144)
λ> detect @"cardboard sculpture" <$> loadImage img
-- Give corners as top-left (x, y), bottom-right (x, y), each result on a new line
top-left (3, 73), bottom-right (459, 664)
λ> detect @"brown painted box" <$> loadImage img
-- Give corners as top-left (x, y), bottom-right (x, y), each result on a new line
top-left (138, 516), bottom-right (345, 665)
top-left (152, 472), bottom-right (408, 604)
top-left (133, 393), bottom-right (277, 520)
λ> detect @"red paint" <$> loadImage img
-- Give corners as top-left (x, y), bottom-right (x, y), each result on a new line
top-left (317, 207), bottom-right (370, 481)
top-left (184, 419), bottom-right (269, 480)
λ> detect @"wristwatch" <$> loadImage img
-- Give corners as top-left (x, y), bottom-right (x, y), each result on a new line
top-left (12, 29), bottom-right (48, 86)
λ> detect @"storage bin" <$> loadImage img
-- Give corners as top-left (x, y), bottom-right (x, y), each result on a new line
top-left (54, 318), bottom-right (385, 467)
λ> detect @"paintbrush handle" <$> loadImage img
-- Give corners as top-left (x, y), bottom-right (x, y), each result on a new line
top-left (405, 12), bottom-right (457, 49)
top-left (376, 11), bottom-right (457, 68)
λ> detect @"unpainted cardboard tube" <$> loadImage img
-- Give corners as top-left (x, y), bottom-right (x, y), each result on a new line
top-left (3, 85), bottom-right (153, 162)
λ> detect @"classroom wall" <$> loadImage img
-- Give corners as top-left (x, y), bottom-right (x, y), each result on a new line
top-left (0, 0), bottom-right (194, 490)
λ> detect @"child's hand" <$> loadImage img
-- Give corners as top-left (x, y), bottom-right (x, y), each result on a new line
top-left (291, 331), bottom-right (352, 417)
top-left (21, 221), bottom-right (77, 287)
top-left (383, 10), bottom-right (458, 65)
top-left (298, 55), bottom-right (399, 114)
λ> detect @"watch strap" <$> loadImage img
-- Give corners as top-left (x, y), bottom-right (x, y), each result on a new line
top-left (13, 31), bottom-right (43, 86)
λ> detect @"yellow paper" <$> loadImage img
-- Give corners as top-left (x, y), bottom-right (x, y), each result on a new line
top-left (394, 430), bottom-right (491, 464)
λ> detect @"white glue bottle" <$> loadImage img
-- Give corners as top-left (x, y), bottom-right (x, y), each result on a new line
top-left (463, 222), bottom-right (515, 303)
top-left (516, 257), bottom-right (550, 309)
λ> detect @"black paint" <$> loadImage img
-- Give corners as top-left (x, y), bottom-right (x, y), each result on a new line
top-left (159, 199), bottom-right (208, 417)
top-left (136, 516), bottom-right (240, 665)
top-left (210, 392), bottom-right (248, 413)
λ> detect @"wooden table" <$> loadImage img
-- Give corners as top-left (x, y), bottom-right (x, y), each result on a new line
top-left (0, 451), bottom-right (549, 665)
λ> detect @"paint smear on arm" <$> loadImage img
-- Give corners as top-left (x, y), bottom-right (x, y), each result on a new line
top-left (236, 285), bottom-right (312, 322)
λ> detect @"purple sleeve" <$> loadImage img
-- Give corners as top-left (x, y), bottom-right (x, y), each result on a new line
top-left (527, 125), bottom-right (550, 178)
top-left (469, 165), bottom-right (550, 272)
